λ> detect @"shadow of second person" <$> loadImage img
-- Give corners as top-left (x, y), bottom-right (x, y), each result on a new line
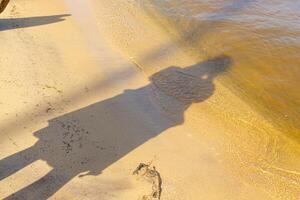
top-left (2, 55), bottom-right (231, 200)
top-left (0, 14), bottom-right (70, 32)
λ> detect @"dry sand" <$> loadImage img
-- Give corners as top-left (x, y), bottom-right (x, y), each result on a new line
top-left (0, 0), bottom-right (299, 199)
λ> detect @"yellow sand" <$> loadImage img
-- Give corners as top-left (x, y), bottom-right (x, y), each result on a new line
top-left (0, 0), bottom-right (299, 199)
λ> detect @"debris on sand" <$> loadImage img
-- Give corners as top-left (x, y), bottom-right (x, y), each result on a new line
top-left (0, 0), bottom-right (10, 14)
top-left (133, 163), bottom-right (162, 200)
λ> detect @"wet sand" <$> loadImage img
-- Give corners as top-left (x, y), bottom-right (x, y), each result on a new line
top-left (0, 0), bottom-right (299, 200)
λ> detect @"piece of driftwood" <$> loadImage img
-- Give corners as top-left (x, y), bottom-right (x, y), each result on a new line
top-left (0, 0), bottom-right (10, 14)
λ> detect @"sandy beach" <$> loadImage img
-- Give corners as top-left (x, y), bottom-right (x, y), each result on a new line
top-left (0, 0), bottom-right (299, 199)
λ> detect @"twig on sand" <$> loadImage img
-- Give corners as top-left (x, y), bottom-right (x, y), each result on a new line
top-left (0, 0), bottom-right (10, 14)
top-left (133, 163), bottom-right (162, 200)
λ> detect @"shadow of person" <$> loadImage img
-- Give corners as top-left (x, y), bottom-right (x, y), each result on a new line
top-left (0, 55), bottom-right (231, 200)
top-left (0, 14), bottom-right (70, 32)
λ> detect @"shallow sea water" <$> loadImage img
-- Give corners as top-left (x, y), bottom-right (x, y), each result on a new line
top-left (142, 0), bottom-right (300, 140)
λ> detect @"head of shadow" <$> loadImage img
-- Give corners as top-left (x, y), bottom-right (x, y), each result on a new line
top-left (0, 55), bottom-right (231, 200)
top-left (0, 14), bottom-right (70, 31)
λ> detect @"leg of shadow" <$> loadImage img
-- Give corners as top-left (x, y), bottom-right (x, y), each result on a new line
top-left (4, 169), bottom-right (74, 200)
top-left (1, 55), bottom-right (232, 199)
top-left (0, 147), bottom-right (37, 181)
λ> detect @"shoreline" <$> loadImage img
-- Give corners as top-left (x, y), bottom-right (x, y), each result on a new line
top-left (89, 1), bottom-right (300, 198)
top-left (0, 0), bottom-right (299, 199)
